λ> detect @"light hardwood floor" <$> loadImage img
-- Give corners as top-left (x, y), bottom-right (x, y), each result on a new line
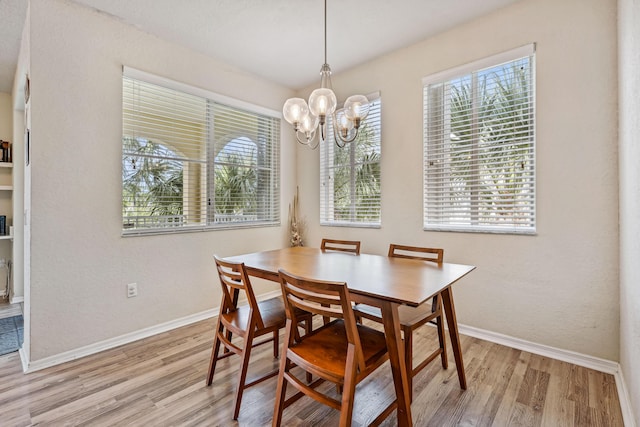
top-left (0, 298), bottom-right (22, 320)
top-left (0, 316), bottom-right (624, 426)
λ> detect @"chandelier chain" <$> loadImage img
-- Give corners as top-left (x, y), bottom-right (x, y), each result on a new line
top-left (324, 0), bottom-right (327, 65)
top-left (281, 0), bottom-right (370, 149)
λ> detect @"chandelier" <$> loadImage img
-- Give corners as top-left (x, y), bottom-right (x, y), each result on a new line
top-left (282, 0), bottom-right (370, 149)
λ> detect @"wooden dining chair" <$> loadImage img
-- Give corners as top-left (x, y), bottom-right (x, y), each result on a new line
top-left (320, 239), bottom-right (361, 324)
top-left (353, 244), bottom-right (447, 402)
top-left (272, 269), bottom-right (391, 427)
top-left (320, 238), bottom-right (361, 255)
top-left (206, 256), bottom-right (312, 420)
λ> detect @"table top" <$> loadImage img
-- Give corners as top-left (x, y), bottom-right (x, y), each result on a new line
top-left (226, 246), bottom-right (476, 307)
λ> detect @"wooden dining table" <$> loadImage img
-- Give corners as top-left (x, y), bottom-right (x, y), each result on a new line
top-left (227, 246), bottom-right (476, 426)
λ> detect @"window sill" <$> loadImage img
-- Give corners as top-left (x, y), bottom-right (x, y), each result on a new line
top-left (122, 221), bottom-right (280, 237)
top-left (320, 222), bottom-right (381, 229)
top-left (423, 225), bottom-right (537, 236)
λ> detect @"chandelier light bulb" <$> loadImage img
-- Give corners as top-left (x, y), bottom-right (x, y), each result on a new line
top-left (300, 113), bottom-right (319, 133)
top-left (335, 108), bottom-right (354, 139)
top-left (309, 88), bottom-right (337, 117)
top-left (344, 95), bottom-right (370, 120)
top-left (283, 98), bottom-right (309, 125)
top-left (336, 108), bottom-right (354, 131)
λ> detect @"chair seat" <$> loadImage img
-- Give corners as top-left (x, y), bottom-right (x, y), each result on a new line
top-left (354, 302), bottom-right (438, 328)
top-left (221, 296), bottom-right (292, 332)
top-left (288, 319), bottom-right (388, 379)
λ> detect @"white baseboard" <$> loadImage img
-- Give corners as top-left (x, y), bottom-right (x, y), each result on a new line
top-left (22, 290), bottom-right (283, 374)
top-left (0, 292), bottom-right (23, 304)
top-left (458, 323), bottom-right (618, 373)
top-left (18, 346), bottom-right (29, 372)
top-left (24, 308), bottom-right (217, 373)
top-left (613, 368), bottom-right (637, 427)
top-left (458, 323), bottom-right (636, 427)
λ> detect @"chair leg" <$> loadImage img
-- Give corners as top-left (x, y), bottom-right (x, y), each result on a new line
top-left (293, 316), bottom-right (311, 342)
top-left (232, 330), bottom-right (254, 420)
top-left (339, 349), bottom-right (358, 427)
top-left (303, 318), bottom-right (313, 384)
top-left (273, 330), bottom-right (279, 359)
top-left (322, 303), bottom-right (331, 325)
top-left (436, 315), bottom-right (448, 369)
top-left (206, 321), bottom-right (224, 386)
top-left (403, 326), bottom-right (414, 403)
top-left (305, 317), bottom-right (312, 335)
top-left (273, 324), bottom-right (294, 427)
top-left (272, 359), bottom-right (290, 427)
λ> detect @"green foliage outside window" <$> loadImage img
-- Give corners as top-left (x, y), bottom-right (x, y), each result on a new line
top-left (213, 151), bottom-right (257, 216)
top-left (321, 97), bottom-right (382, 226)
top-left (122, 137), bottom-right (184, 223)
top-left (122, 137), bottom-right (262, 228)
top-left (448, 61), bottom-right (533, 223)
top-left (330, 124), bottom-right (381, 222)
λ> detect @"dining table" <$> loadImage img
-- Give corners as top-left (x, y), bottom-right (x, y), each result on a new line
top-left (226, 246), bottom-right (476, 426)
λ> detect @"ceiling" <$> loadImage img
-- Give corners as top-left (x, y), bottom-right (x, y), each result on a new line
top-left (0, 0), bottom-right (522, 94)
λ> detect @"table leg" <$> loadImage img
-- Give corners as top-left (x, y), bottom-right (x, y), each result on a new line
top-left (440, 286), bottom-right (467, 390)
top-left (380, 301), bottom-right (413, 427)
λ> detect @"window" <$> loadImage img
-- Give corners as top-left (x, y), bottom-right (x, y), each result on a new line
top-left (320, 95), bottom-right (381, 227)
top-left (122, 68), bottom-right (280, 234)
top-left (423, 45), bottom-right (535, 234)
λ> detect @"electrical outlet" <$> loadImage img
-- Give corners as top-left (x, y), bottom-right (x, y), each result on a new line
top-left (0, 259), bottom-right (5, 269)
top-left (127, 283), bottom-right (138, 298)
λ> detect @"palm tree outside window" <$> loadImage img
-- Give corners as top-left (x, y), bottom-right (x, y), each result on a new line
top-left (423, 45), bottom-right (536, 234)
top-left (320, 96), bottom-right (382, 227)
top-left (122, 70), bottom-right (280, 234)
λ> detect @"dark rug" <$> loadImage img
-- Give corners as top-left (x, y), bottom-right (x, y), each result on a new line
top-left (0, 315), bottom-right (23, 356)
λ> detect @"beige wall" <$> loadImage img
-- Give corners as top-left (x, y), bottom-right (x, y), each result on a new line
top-left (0, 93), bottom-right (11, 139)
top-left (618, 0), bottom-right (640, 421)
top-left (296, 0), bottom-right (620, 360)
top-left (26, 0), bottom-right (296, 361)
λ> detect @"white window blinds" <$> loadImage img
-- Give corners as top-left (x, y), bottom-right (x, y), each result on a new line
top-left (209, 103), bottom-right (280, 226)
top-left (320, 95), bottom-right (381, 227)
top-left (423, 45), bottom-right (536, 234)
top-left (122, 69), bottom-right (280, 234)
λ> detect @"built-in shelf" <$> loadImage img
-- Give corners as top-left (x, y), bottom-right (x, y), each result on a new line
top-left (0, 163), bottom-right (12, 168)
top-left (0, 185), bottom-right (12, 191)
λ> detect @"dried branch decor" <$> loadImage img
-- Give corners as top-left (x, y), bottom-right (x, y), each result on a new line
top-left (289, 187), bottom-right (304, 247)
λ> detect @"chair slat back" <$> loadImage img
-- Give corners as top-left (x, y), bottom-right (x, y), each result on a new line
top-left (278, 269), bottom-right (366, 370)
top-left (214, 255), bottom-right (264, 329)
top-left (388, 244), bottom-right (444, 264)
top-left (321, 239), bottom-right (361, 255)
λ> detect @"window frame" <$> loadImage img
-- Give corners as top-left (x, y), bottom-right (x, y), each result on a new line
top-left (422, 45), bottom-right (536, 235)
top-left (320, 93), bottom-right (382, 228)
top-left (122, 67), bottom-right (281, 236)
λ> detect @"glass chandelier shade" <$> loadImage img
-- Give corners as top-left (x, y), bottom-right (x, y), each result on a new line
top-left (282, 98), bottom-right (309, 127)
top-left (282, 0), bottom-right (370, 149)
top-left (308, 88), bottom-right (337, 120)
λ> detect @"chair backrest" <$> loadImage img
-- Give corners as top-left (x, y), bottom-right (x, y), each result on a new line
top-left (321, 238), bottom-right (361, 255)
top-left (214, 255), bottom-right (264, 329)
top-left (278, 268), bottom-right (366, 371)
top-left (388, 244), bottom-right (444, 264)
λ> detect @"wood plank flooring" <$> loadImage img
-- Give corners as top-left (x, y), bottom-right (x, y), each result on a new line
top-left (0, 316), bottom-right (624, 426)
top-left (0, 298), bottom-right (22, 320)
